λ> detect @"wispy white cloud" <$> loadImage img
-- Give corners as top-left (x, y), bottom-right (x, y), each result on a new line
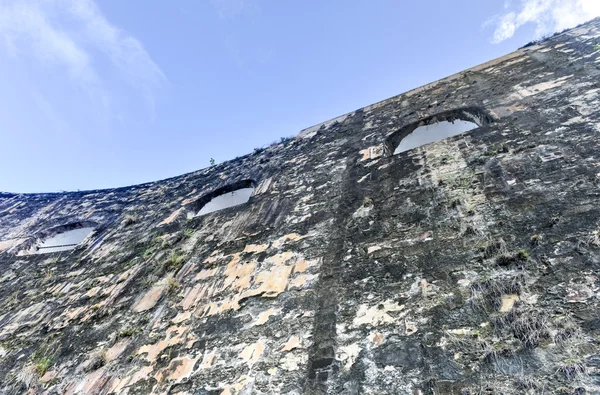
top-left (0, 0), bottom-right (166, 117)
top-left (489, 0), bottom-right (600, 43)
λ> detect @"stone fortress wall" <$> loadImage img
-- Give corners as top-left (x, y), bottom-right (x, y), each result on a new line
top-left (1, 18), bottom-right (600, 395)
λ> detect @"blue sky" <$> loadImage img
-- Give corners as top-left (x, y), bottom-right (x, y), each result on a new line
top-left (1, 0), bottom-right (598, 193)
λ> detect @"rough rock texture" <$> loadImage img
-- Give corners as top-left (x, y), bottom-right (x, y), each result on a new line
top-left (2, 18), bottom-right (600, 395)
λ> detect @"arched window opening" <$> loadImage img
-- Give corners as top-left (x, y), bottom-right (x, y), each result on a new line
top-left (35, 223), bottom-right (95, 254)
top-left (195, 180), bottom-right (255, 216)
top-left (393, 120), bottom-right (478, 154)
top-left (386, 107), bottom-right (493, 156)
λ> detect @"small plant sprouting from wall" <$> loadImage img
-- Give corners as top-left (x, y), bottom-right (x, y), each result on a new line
top-left (121, 214), bottom-right (138, 227)
top-left (163, 251), bottom-right (187, 273)
top-left (143, 248), bottom-right (155, 258)
top-left (117, 327), bottom-right (143, 339)
top-left (167, 276), bottom-right (181, 294)
top-left (32, 346), bottom-right (54, 376)
top-left (42, 268), bottom-right (55, 284)
top-left (556, 359), bottom-right (587, 381)
top-left (34, 356), bottom-right (52, 377)
top-left (516, 249), bottom-right (530, 261)
top-left (495, 249), bottom-right (530, 267)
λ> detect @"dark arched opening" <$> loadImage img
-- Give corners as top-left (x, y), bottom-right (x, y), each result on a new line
top-left (193, 180), bottom-right (256, 216)
top-left (35, 222), bottom-right (96, 254)
top-left (386, 107), bottom-right (494, 156)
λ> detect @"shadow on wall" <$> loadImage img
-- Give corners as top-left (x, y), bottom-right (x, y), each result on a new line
top-left (386, 107), bottom-right (494, 155)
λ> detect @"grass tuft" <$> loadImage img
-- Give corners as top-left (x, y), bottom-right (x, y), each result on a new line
top-left (556, 359), bottom-right (586, 381)
top-left (121, 214), bottom-right (138, 227)
top-left (117, 327), bottom-right (143, 339)
top-left (163, 251), bottom-right (187, 273)
top-left (167, 276), bottom-right (181, 294)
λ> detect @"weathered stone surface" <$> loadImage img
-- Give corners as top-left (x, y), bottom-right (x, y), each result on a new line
top-left (2, 18), bottom-right (600, 395)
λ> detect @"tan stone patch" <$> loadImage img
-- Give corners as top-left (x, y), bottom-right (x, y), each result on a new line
top-left (181, 284), bottom-right (203, 310)
top-left (369, 332), bottom-right (385, 346)
top-left (293, 259), bottom-right (310, 273)
top-left (101, 284), bottom-right (117, 296)
top-left (300, 194), bottom-right (314, 202)
top-left (155, 355), bottom-right (201, 384)
top-left (272, 233), bottom-right (306, 249)
top-left (182, 193), bottom-right (199, 206)
top-left (511, 75), bottom-right (573, 100)
top-left (81, 300), bottom-right (107, 322)
top-left (359, 145), bottom-right (385, 161)
top-left (353, 301), bottom-right (405, 327)
top-left (500, 294), bottom-right (520, 312)
top-left (265, 251), bottom-right (296, 265)
top-left (287, 274), bottom-right (317, 290)
top-left (220, 375), bottom-right (250, 395)
top-left (203, 253), bottom-right (223, 264)
top-left (53, 305), bottom-right (87, 329)
top-left (239, 340), bottom-right (265, 366)
top-left (367, 246), bottom-right (382, 254)
top-left (199, 295), bottom-right (243, 317)
top-left (223, 254), bottom-right (255, 291)
top-left (132, 282), bottom-right (167, 313)
top-left (188, 251), bottom-right (318, 318)
top-left (96, 275), bottom-right (113, 283)
top-left (172, 311), bottom-right (192, 324)
top-left (357, 173), bottom-right (370, 183)
top-left (280, 352), bottom-right (307, 371)
top-left (200, 352), bottom-right (216, 369)
top-left (243, 243), bottom-right (269, 253)
top-left (67, 269), bottom-right (85, 278)
top-left (0, 238), bottom-right (27, 252)
top-left (106, 340), bottom-right (130, 362)
top-left (246, 264), bottom-right (293, 298)
top-left (109, 365), bottom-right (153, 393)
top-left (117, 269), bottom-right (132, 283)
top-left (159, 208), bottom-right (183, 226)
top-left (48, 282), bottom-right (65, 294)
top-left (85, 286), bottom-right (102, 298)
top-left (40, 369), bottom-right (58, 383)
top-left (254, 177), bottom-right (272, 195)
top-left (73, 368), bottom-right (111, 394)
top-left (280, 336), bottom-right (301, 352)
top-left (195, 267), bottom-right (218, 281)
top-left (137, 326), bottom-right (190, 362)
top-left (405, 321), bottom-right (418, 335)
top-left (251, 307), bottom-right (282, 327)
top-left (186, 333), bottom-right (199, 349)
